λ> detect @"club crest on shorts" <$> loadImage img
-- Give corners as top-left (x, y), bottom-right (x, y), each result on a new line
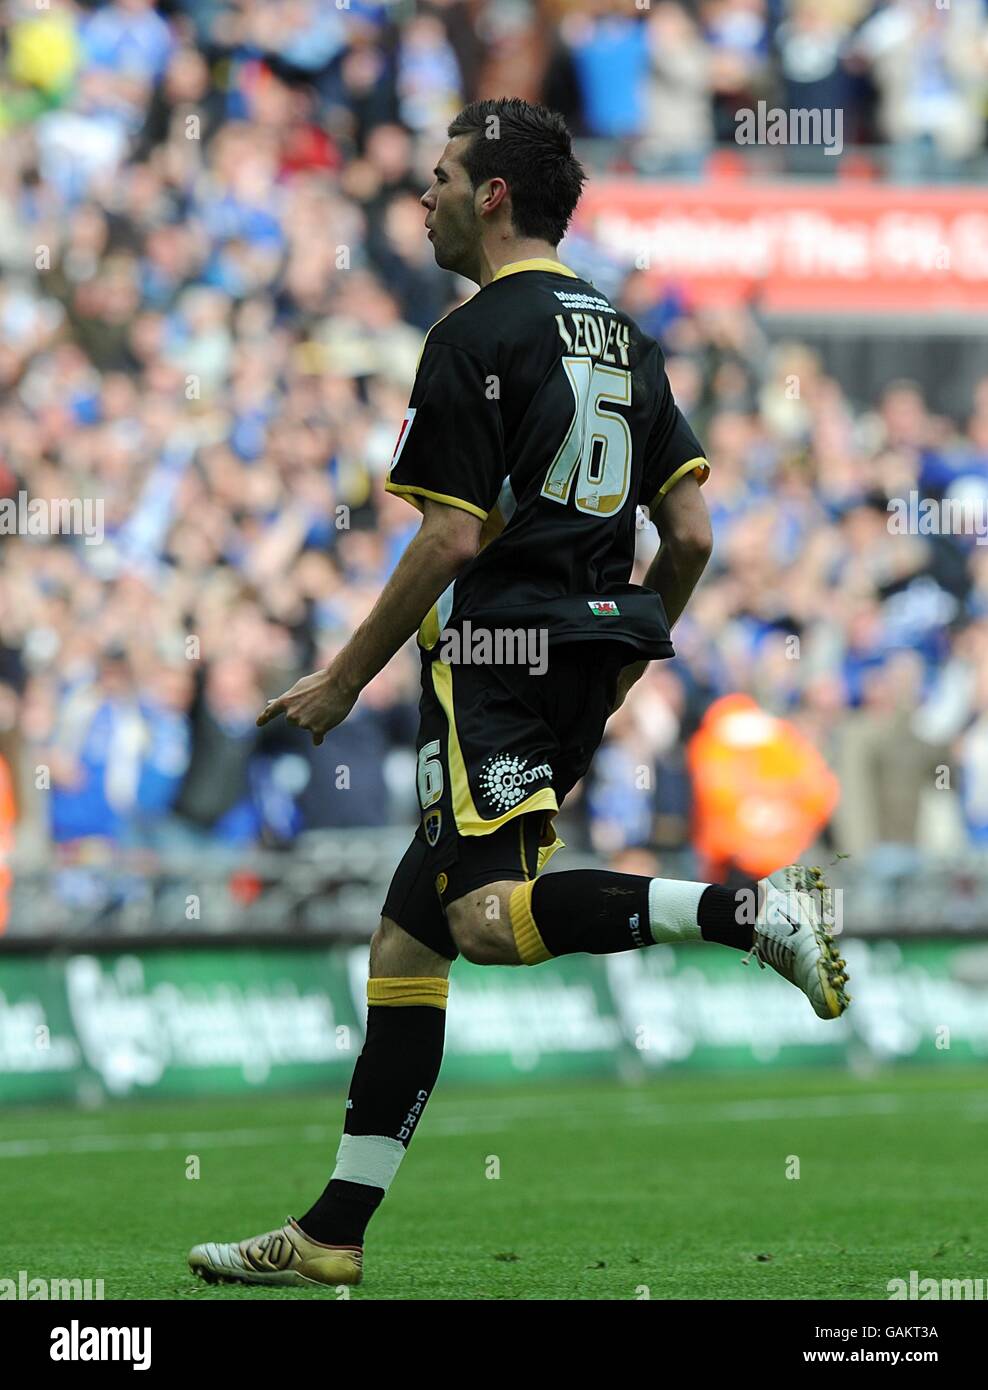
top-left (478, 753), bottom-right (553, 813)
top-left (423, 808), bottom-right (442, 846)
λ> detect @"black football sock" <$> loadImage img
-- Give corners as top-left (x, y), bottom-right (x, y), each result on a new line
top-left (512, 871), bottom-right (652, 960)
top-left (298, 976), bottom-right (447, 1247)
top-left (510, 871), bottom-right (757, 963)
top-left (697, 883), bottom-right (759, 952)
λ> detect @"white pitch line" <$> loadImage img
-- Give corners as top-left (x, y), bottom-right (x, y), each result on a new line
top-left (625, 1093), bottom-right (907, 1123)
top-left (0, 1089), bottom-right (982, 1160)
top-left (4, 1077), bottom-right (977, 1142)
top-left (0, 1117), bottom-right (514, 1160)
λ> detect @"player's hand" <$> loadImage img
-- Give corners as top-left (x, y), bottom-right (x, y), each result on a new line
top-left (256, 665), bottom-right (358, 746)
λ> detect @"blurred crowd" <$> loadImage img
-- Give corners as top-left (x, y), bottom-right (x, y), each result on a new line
top-left (3, 0), bottom-right (988, 180)
top-left (1, 0), bottom-right (988, 898)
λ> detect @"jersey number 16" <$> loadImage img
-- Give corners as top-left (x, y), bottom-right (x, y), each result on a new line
top-left (540, 358), bottom-right (632, 517)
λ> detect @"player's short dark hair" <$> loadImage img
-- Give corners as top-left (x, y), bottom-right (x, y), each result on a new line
top-left (447, 98), bottom-right (586, 246)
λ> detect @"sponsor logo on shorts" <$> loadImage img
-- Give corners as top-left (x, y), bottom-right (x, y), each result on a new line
top-left (478, 754), bottom-right (553, 813)
top-left (423, 808), bottom-right (442, 846)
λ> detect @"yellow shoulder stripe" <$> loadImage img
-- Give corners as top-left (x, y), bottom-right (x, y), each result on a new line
top-left (649, 456), bottom-right (710, 514)
top-left (384, 480), bottom-right (489, 522)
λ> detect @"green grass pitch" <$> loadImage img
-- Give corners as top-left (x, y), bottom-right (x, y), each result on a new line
top-left (3, 1066), bottom-right (985, 1300)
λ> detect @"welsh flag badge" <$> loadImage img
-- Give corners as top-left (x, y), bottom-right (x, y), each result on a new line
top-left (587, 600), bottom-right (620, 616)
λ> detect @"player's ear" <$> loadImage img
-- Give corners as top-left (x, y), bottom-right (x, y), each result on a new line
top-left (479, 177), bottom-right (509, 218)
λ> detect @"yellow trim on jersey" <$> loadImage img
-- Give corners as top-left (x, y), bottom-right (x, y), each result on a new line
top-left (418, 601), bottom-right (441, 651)
top-left (491, 258), bottom-right (579, 282)
top-left (400, 270), bottom-right (573, 531)
top-left (393, 311), bottom-right (493, 526)
top-left (367, 976), bottom-right (449, 1009)
top-left (384, 480), bottom-right (489, 522)
top-left (648, 456), bottom-right (710, 515)
top-left (478, 503), bottom-right (507, 549)
top-left (537, 833), bottom-right (565, 872)
top-left (509, 881), bottom-right (553, 965)
top-left (430, 660), bottom-right (559, 835)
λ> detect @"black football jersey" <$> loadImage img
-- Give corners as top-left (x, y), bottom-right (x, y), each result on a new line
top-left (386, 259), bottom-right (708, 659)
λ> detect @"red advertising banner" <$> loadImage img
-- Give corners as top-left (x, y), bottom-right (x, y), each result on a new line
top-left (575, 182), bottom-right (988, 313)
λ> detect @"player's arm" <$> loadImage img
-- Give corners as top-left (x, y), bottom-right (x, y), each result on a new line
top-left (257, 500), bottom-right (481, 744)
top-left (611, 366), bottom-right (712, 713)
top-left (259, 336), bottom-right (501, 744)
top-left (643, 469), bottom-right (713, 627)
top-left (611, 474), bottom-right (712, 710)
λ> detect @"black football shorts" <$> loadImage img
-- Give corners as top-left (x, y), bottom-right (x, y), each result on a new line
top-left (381, 640), bottom-right (624, 960)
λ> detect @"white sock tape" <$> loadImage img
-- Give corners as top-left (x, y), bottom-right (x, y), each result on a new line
top-left (332, 1133), bottom-right (407, 1191)
top-left (647, 878), bottom-right (705, 944)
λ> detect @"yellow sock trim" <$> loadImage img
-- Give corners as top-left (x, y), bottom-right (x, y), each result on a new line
top-left (509, 881), bottom-right (553, 965)
top-left (367, 976), bottom-right (449, 1009)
